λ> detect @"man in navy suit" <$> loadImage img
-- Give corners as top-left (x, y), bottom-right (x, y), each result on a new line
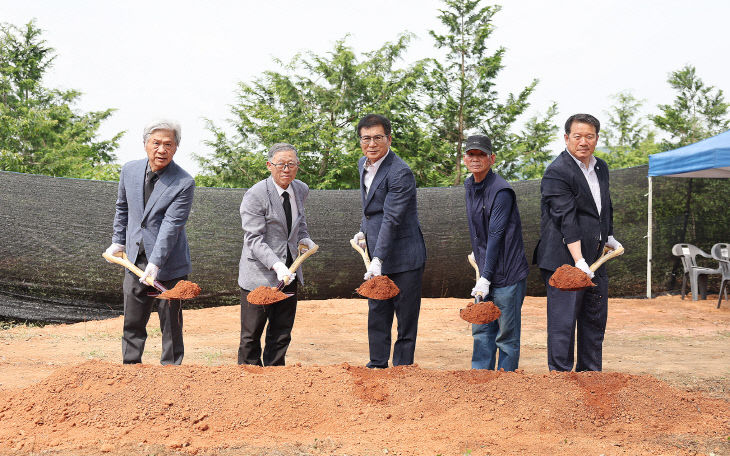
top-left (534, 113), bottom-right (622, 372)
top-left (105, 119), bottom-right (195, 365)
top-left (352, 114), bottom-right (427, 368)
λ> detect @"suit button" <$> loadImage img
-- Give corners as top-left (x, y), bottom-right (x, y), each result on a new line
top-left (366, 216), bottom-right (370, 220)
top-left (136, 241), bottom-right (140, 246)
top-left (141, 223), bottom-right (146, 228)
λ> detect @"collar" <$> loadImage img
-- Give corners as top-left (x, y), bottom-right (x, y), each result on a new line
top-left (272, 180), bottom-right (293, 198)
top-left (567, 150), bottom-right (596, 171)
top-left (146, 160), bottom-right (170, 177)
top-left (365, 149), bottom-right (390, 169)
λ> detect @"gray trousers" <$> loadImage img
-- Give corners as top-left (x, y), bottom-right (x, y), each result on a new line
top-left (122, 253), bottom-right (185, 365)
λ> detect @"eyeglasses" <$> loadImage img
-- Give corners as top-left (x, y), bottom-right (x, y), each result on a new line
top-left (359, 135), bottom-right (389, 144)
top-left (270, 162), bottom-right (299, 170)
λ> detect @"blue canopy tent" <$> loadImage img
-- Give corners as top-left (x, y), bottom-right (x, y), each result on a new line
top-left (646, 129), bottom-right (730, 297)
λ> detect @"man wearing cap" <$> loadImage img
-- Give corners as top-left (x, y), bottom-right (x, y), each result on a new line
top-left (533, 113), bottom-right (621, 372)
top-left (463, 134), bottom-right (529, 371)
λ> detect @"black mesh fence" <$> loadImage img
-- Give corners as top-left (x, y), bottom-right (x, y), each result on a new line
top-left (1, 166), bottom-right (728, 323)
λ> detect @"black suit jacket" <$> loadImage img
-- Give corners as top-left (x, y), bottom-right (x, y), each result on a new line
top-left (534, 150), bottom-right (613, 273)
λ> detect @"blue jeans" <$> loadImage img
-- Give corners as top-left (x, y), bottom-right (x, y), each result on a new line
top-left (471, 279), bottom-right (526, 371)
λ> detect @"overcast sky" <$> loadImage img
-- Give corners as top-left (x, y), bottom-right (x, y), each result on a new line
top-left (3, 0), bottom-right (729, 176)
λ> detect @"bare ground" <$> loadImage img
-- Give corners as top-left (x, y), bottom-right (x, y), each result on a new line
top-left (0, 294), bottom-right (728, 455)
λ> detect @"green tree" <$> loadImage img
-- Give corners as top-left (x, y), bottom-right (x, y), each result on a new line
top-left (509, 103), bottom-right (559, 180)
top-left (652, 64), bottom-right (729, 150)
top-left (426, 0), bottom-right (547, 184)
top-left (196, 35), bottom-right (429, 189)
top-left (0, 21), bottom-right (122, 180)
top-left (596, 91), bottom-right (660, 168)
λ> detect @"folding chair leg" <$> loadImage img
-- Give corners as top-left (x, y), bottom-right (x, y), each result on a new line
top-left (681, 275), bottom-right (686, 300)
top-left (719, 280), bottom-right (728, 309)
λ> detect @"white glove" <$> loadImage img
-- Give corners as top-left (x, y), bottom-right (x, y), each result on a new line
top-left (364, 257), bottom-right (382, 280)
top-left (471, 277), bottom-right (491, 298)
top-left (104, 243), bottom-right (125, 262)
top-left (352, 231), bottom-right (367, 249)
top-left (273, 261), bottom-right (296, 284)
top-left (574, 258), bottom-right (595, 279)
top-left (298, 237), bottom-right (315, 253)
top-left (139, 262), bottom-right (160, 285)
top-left (606, 235), bottom-right (622, 251)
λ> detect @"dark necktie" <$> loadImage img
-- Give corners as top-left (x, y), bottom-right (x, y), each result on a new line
top-left (282, 191), bottom-right (293, 266)
top-left (144, 170), bottom-right (158, 208)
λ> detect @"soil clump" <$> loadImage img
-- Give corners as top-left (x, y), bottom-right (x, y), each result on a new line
top-left (158, 280), bottom-right (201, 300)
top-left (549, 264), bottom-right (596, 290)
top-left (355, 275), bottom-right (400, 299)
top-left (459, 300), bottom-right (501, 324)
top-left (247, 286), bottom-right (288, 305)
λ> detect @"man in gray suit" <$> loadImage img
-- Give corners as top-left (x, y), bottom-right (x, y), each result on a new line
top-left (352, 114), bottom-right (427, 368)
top-left (237, 143), bottom-right (315, 366)
top-left (105, 119), bottom-right (195, 365)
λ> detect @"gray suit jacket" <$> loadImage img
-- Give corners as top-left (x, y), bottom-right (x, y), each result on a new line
top-left (237, 176), bottom-right (310, 290)
top-left (359, 151), bottom-right (426, 275)
top-left (112, 158), bottom-right (195, 280)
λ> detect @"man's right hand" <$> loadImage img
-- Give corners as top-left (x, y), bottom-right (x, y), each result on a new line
top-left (352, 232), bottom-right (366, 249)
top-left (104, 243), bottom-right (125, 262)
top-left (273, 261), bottom-right (296, 284)
top-left (574, 258), bottom-right (595, 279)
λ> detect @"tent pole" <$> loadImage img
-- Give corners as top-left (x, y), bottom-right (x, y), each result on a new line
top-left (647, 176), bottom-right (653, 298)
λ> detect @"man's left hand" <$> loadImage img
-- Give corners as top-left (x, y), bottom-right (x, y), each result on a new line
top-left (471, 277), bottom-right (491, 299)
top-left (298, 237), bottom-right (315, 253)
top-left (364, 257), bottom-right (382, 281)
top-left (606, 235), bottom-right (622, 251)
top-left (139, 262), bottom-right (160, 285)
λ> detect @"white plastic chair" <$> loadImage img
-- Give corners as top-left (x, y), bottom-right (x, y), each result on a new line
top-left (710, 243), bottom-right (730, 309)
top-left (671, 243), bottom-right (722, 301)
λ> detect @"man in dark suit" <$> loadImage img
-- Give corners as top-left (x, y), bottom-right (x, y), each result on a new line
top-left (105, 119), bottom-right (195, 365)
top-left (534, 113), bottom-right (622, 372)
top-left (237, 143), bottom-right (315, 366)
top-left (352, 114), bottom-right (427, 368)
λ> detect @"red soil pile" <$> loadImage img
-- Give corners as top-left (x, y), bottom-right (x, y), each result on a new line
top-left (459, 300), bottom-right (501, 324)
top-left (356, 275), bottom-right (400, 299)
top-left (549, 264), bottom-right (596, 291)
top-left (158, 280), bottom-right (201, 300)
top-left (0, 360), bottom-right (727, 456)
top-left (248, 286), bottom-right (288, 305)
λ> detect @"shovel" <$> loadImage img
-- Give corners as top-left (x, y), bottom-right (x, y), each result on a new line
top-left (350, 239), bottom-right (399, 300)
top-left (247, 243), bottom-right (319, 305)
top-left (102, 251), bottom-right (201, 299)
top-left (549, 245), bottom-right (625, 291)
top-left (459, 253), bottom-right (501, 325)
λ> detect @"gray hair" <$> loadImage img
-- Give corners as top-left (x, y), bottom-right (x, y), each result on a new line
top-left (143, 119), bottom-right (182, 146)
top-left (267, 142), bottom-right (298, 160)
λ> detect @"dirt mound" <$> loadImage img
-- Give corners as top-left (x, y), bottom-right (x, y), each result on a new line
top-left (0, 360), bottom-right (728, 456)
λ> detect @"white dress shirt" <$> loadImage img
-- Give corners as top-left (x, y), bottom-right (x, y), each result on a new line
top-left (569, 152), bottom-right (602, 215)
top-left (363, 150), bottom-right (389, 194)
top-left (273, 181), bottom-right (298, 230)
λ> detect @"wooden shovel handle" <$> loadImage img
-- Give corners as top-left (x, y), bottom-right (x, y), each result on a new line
top-left (350, 239), bottom-right (371, 269)
top-left (102, 251), bottom-right (159, 289)
top-left (589, 246), bottom-right (625, 272)
top-left (289, 244), bottom-right (319, 274)
top-left (467, 253), bottom-right (480, 282)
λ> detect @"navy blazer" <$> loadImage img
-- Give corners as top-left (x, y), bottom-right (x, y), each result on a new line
top-left (359, 151), bottom-right (426, 275)
top-left (112, 159), bottom-right (195, 280)
top-left (534, 150), bottom-right (613, 273)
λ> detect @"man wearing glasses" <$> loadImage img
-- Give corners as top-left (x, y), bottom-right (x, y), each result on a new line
top-left (352, 114), bottom-right (427, 368)
top-left (237, 143), bottom-right (316, 366)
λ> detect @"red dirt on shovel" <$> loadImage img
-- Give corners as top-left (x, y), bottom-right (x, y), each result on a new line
top-left (549, 264), bottom-right (596, 291)
top-left (158, 280), bottom-right (201, 299)
top-left (356, 276), bottom-right (400, 300)
top-left (248, 286), bottom-right (289, 305)
top-left (459, 300), bottom-right (501, 325)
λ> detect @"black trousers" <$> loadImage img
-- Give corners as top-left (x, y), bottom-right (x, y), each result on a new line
top-left (238, 280), bottom-right (298, 366)
top-left (122, 253), bottom-right (185, 365)
top-left (366, 266), bottom-right (424, 368)
top-left (541, 268), bottom-right (608, 372)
